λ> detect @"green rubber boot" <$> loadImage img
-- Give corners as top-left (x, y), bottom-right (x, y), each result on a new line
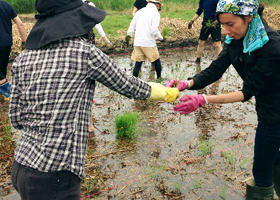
top-left (273, 165), bottom-right (280, 197)
top-left (246, 179), bottom-right (274, 200)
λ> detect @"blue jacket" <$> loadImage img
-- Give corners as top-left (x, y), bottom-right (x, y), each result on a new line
top-left (196, 0), bottom-right (219, 21)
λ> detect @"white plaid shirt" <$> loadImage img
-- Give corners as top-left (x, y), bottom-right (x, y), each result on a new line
top-left (9, 37), bottom-right (151, 178)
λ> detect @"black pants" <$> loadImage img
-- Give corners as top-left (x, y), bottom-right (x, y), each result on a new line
top-left (11, 161), bottom-right (81, 200)
top-left (0, 46), bottom-right (11, 80)
top-left (133, 58), bottom-right (162, 79)
top-left (253, 122), bottom-right (280, 187)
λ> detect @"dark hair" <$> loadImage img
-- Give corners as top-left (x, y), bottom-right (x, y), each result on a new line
top-left (216, 3), bottom-right (267, 25)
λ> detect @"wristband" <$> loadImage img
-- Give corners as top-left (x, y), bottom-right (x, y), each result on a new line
top-left (202, 94), bottom-right (208, 104)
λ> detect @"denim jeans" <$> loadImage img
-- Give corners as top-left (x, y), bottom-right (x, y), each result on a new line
top-left (0, 46), bottom-right (11, 80)
top-left (11, 161), bottom-right (81, 200)
top-left (253, 122), bottom-right (280, 187)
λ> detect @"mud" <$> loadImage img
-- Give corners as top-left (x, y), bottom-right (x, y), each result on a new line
top-left (80, 46), bottom-right (257, 199)
top-left (1, 46), bottom-right (259, 199)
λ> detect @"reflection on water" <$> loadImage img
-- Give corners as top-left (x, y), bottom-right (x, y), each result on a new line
top-left (8, 46), bottom-right (256, 199)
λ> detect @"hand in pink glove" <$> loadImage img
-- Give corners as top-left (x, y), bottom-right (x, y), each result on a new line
top-left (177, 80), bottom-right (189, 91)
top-left (174, 94), bottom-right (207, 115)
top-left (166, 79), bottom-right (178, 87)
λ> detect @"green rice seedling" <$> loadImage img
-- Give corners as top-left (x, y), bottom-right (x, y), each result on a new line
top-left (191, 178), bottom-right (204, 190)
top-left (84, 172), bottom-right (99, 193)
top-left (206, 169), bottom-right (216, 173)
top-left (170, 181), bottom-right (183, 194)
top-left (145, 164), bottom-right (166, 181)
top-left (239, 157), bottom-right (250, 169)
top-left (1, 116), bottom-right (12, 141)
top-left (115, 112), bottom-right (139, 140)
top-left (197, 139), bottom-right (216, 157)
top-left (221, 151), bottom-right (236, 165)
top-left (220, 181), bottom-right (227, 200)
top-left (162, 26), bottom-right (172, 39)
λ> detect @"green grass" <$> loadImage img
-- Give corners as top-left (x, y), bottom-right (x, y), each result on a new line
top-left (0, 116), bottom-right (13, 141)
top-left (5, 0), bottom-right (280, 14)
top-left (115, 112), bottom-right (139, 140)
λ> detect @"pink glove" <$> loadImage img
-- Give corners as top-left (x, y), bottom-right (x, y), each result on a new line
top-left (177, 80), bottom-right (189, 91)
top-left (166, 79), bottom-right (178, 87)
top-left (174, 94), bottom-right (207, 115)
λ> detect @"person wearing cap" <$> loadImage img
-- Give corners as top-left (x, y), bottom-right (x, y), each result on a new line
top-left (132, 0), bottom-right (148, 16)
top-left (0, 0), bottom-right (26, 101)
top-left (82, 0), bottom-right (114, 50)
top-left (188, 0), bottom-right (223, 64)
top-left (8, 0), bottom-right (179, 199)
top-left (167, 0), bottom-right (280, 198)
top-left (126, 0), bottom-right (164, 80)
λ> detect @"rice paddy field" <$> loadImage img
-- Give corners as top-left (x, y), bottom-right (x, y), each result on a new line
top-left (1, 1), bottom-right (280, 199)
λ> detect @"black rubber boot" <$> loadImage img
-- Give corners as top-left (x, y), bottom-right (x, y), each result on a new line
top-left (246, 179), bottom-right (274, 200)
top-left (273, 165), bottom-right (280, 197)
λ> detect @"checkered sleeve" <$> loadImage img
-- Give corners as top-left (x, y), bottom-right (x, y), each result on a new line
top-left (9, 56), bottom-right (23, 130)
top-left (87, 47), bottom-right (151, 100)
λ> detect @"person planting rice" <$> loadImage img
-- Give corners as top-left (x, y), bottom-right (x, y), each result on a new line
top-left (188, 0), bottom-right (223, 64)
top-left (126, 0), bottom-right (164, 80)
top-left (8, 0), bottom-right (180, 199)
top-left (167, 0), bottom-right (280, 199)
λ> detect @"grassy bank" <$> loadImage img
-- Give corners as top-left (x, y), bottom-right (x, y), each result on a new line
top-left (6, 0), bottom-right (280, 14)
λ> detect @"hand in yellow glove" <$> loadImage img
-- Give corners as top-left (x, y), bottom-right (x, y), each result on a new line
top-left (148, 82), bottom-right (179, 102)
top-left (165, 87), bottom-right (180, 102)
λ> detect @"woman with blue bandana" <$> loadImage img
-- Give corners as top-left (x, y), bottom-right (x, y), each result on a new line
top-left (167, 1), bottom-right (280, 199)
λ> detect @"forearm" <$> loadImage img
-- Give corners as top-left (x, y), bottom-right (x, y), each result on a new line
top-left (132, 7), bottom-right (138, 16)
top-left (205, 91), bottom-right (244, 104)
top-left (192, 14), bottom-right (200, 22)
top-left (14, 16), bottom-right (27, 42)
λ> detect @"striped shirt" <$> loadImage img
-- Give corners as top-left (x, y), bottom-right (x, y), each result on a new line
top-left (9, 37), bottom-right (151, 178)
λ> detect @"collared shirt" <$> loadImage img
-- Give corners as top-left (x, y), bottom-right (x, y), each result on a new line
top-left (127, 3), bottom-right (163, 47)
top-left (196, 0), bottom-right (219, 21)
top-left (9, 37), bottom-right (151, 179)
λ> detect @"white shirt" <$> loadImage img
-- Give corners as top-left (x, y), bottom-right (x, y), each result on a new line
top-left (127, 3), bottom-right (163, 47)
top-left (82, 0), bottom-right (106, 37)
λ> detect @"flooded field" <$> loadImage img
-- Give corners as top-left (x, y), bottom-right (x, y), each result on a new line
top-left (80, 46), bottom-right (257, 199)
top-left (0, 46), bottom-right (258, 200)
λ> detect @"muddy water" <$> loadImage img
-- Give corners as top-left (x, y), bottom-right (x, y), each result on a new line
top-left (5, 46), bottom-right (256, 199)
top-left (81, 46), bottom-right (256, 199)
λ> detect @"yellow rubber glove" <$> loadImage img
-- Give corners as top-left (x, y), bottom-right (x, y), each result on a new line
top-left (148, 82), bottom-right (167, 101)
top-left (165, 87), bottom-right (180, 102)
top-left (148, 82), bottom-right (180, 102)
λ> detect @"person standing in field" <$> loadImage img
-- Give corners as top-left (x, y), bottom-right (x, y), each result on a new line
top-left (188, 0), bottom-right (223, 64)
top-left (9, 0), bottom-right (179, 199)
top-left (127, 0), bottom-right (164, 80)
top-left (167, 1), bottom-right (280, 199)
top-left (82, 0), bottom-right (114, 50)
top-left (0, 0), bottom-right (26, 101)
top-left (132, 0), bottom-right (148, 16)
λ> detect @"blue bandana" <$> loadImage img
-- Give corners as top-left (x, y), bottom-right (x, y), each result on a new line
top-left (216, 0), bottom-right (269, 54)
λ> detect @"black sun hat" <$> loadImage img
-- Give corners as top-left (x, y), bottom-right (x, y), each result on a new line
top-left (25, 0), bottom-right (106, 49)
